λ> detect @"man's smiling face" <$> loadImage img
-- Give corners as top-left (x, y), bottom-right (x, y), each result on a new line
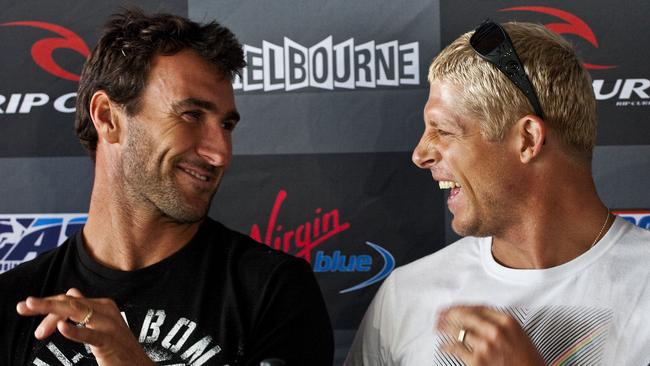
top-left (412, 80), bottom-right (522, 237)
top-left (121, 49), bottom-right (239, 223)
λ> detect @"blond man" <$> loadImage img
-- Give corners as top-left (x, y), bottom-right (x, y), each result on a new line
top-left (346, 21), bottom-right (650, 366)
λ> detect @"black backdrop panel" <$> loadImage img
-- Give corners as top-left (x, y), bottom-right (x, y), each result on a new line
top-left (209, 152), bottom-right (446, 328)
top-left (440, 1), bottom-right (650, 146)
top-left (0, 0), bottom-right (187, 158)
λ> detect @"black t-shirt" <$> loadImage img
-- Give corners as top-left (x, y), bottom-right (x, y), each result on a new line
top-left (0, 218), bottom-right (333, 365)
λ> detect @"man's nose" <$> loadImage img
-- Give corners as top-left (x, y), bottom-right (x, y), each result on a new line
top-left (196, 121), bottom-right (232, 167)
top-left (412, 134), bottom-right (439, 169)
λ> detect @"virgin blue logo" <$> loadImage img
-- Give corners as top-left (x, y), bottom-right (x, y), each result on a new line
top-left (249, 190), bottom-right (395, 293)
top-left (313, 241), bottom-right (395, 293)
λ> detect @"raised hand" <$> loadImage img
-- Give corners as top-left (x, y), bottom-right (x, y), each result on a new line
top-left (17, 288), bottom-right (155, 366)
top-left (437, 305), bottom-right (545, 366)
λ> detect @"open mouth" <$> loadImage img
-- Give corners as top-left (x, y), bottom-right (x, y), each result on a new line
top-left (438, 180), bottom-right (461, 200)
top-left (179, 167), bottom-right (210, 182)
top-left (438, 180), bottom-right (460, 189)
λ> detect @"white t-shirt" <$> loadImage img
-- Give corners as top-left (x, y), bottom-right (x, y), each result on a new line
top-left (346, 217), bottom-right (650, 366)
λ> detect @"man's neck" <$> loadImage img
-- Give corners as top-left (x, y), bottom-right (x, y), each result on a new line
top-left (81, 172), bottom-right (202, 272)
top-left (490, 169), bottom-right (612, 270)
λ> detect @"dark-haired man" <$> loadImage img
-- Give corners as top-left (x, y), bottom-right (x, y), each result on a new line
top-left (0, 9), bottom-right (333, 365)
top-left (346, 21), bottom-right (650, 365)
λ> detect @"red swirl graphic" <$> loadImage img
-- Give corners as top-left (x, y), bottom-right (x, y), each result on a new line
top-left (500, 6), bottom-right (617, 70)
top-left (1, 21), bottom-right (90, 81)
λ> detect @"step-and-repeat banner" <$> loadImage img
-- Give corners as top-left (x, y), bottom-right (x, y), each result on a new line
top-left (1, 1), bottom-right (648, 364)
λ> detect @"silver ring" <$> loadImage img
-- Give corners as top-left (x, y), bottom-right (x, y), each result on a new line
top-left (77, 307), bottom-right (94, 328)
top-left (457, 328), bottom-right (467, 344)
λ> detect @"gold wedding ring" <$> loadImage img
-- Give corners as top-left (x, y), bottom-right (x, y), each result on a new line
top-left (77, 307), bottom-right (94, 328)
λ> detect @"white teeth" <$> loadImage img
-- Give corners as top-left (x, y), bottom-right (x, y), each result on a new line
top-left (183, 168), bottom-right (208, 181)
top-left (438, 180), bottom-right (461, 189)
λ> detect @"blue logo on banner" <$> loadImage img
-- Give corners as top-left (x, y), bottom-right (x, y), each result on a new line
top-left (620, 215), bottom-right (650, 229)
top-left (0, 214), bottom-right (87, 273)
top-left (615, 211), bottom-right (650, 230)
top-left (311, 241), bottom-right (395, 293)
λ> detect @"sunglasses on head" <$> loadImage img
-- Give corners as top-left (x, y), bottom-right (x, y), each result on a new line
top-left (470, 19), bottom-right (544, 119)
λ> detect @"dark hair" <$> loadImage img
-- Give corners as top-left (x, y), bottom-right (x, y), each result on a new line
top-left (75, 8), bottom-right (245, 160)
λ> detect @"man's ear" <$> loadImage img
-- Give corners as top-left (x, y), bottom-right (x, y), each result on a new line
top-left (516, 114), bottom-right (546, 164)
top-left (89, 91), bottom-right (121, 144)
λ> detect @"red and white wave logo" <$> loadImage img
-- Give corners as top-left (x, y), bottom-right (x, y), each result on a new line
top-left (500, 6), bottom-right (649, 106)
top-left (1, 21), bottom-right (89, 81)
top-left (500, 6), bottom-right (615, 70)
top-left (0, 21), bottom-right (89, 114)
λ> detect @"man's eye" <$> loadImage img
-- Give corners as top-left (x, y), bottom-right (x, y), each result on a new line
top-left (436, 128), bottom-right (451, 136)
top-left (183, 110), bottom-right (203, 121)
top-left (221, 121), bottom-right (237, 131)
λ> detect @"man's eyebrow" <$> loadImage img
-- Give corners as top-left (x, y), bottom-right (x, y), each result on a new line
top-left (426, 115), bottom-right (466, 134)
top-left (172, 98), bottom-right (217, 112)
top-left (172, 98), bottom-right (240, 121)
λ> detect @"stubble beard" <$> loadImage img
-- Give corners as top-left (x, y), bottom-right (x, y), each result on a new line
top-left (450, 190), bottom-right (503, 238)
top-left (451, 212), bottom-right (486, 238)
top-left (122, 120), bottom-right (215, 224)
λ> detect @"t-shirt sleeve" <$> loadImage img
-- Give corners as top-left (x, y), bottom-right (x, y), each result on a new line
top-left (245, 257), bottom-right (334, 366)
top-left (344, 272), bottom-right (396, 366)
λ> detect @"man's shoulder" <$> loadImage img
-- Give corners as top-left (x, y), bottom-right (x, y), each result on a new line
top-left (203, 218), bottom-right (308, 272)
top-left (605, 218), bottom-right (650, 259)
top-left (202, 218), bottom-right (319, 308)
top-left (609, 219), bottom-right (650, 271)
top-left (618, 218), bottom-right (650, 243)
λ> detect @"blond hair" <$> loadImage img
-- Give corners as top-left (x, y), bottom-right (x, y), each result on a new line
top-left (428, 22), bottom-right (596, 161)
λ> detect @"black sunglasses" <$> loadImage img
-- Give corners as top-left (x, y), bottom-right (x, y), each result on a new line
top-left (470, 19), bottom-right (544, 119)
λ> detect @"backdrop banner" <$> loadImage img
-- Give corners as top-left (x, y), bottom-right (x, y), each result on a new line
top-left (0, 1), bottom-right (648, 364)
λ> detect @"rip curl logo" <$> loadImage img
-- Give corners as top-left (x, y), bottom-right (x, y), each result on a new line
top-left (30, 308), bottom-right (222, 365)
top-left (1, 21), bottom-right (90, 81)
top-left (498, 6), bottom-right (617, 70)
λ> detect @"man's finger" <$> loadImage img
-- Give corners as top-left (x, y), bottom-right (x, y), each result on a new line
top-left (23, 296), bottom-right (90, 324)
top-left (16, 300), bottom-right (34, 316)
top-left (440, 306), bottom-right (515, 341)
top-left (57, 320), bottom-right (102, 347)
top-left (441, 339), bottom-right (473, 364)
top-left (437, 313), bottom-right (477, 356)
top-left (66, 288), bottom-right (85, 298)
top-left (34, 313), bottom-right (68, 340)
top-left (438, 305), bottom-right (532, 364)
top-left (438, 306), bottom-right (491, 335)
top-left (15, 296), bottom-right (63, 316)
